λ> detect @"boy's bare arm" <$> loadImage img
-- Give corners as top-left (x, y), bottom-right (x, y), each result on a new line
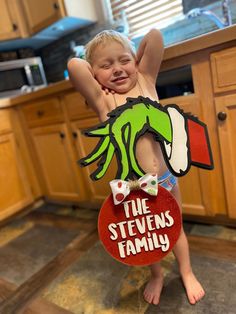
top-left (136, 29), bottom-right (164, 83)
top-left (67, 58), bottom-right (105, 115)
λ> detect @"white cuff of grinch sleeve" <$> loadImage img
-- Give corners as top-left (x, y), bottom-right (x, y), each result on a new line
top-left (163, 106), bottom-right (189, 175)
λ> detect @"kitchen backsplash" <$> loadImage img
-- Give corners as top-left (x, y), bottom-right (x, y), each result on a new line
top-left (38, 22), bottom-right (109, 83)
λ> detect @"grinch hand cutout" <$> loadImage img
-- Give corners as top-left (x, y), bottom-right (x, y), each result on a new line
top-left (79, 97), bottom-right (214, 266)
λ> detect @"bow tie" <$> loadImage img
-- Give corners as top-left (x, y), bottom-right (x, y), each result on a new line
top-left (110, 173), bottom-right (158, 205)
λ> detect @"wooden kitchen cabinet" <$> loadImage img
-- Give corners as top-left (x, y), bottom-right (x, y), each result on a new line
top-left (21, 96), bottom-right (64, 128)
top-left (0, 110), bottom-right (33, 221)
top-left (209, 46), bottom-right (236, 219)
top-left (0, 0), bottom-right (98, 41)
top-left (211, 46), bottom-right (236, 93)
top-left (21, 0), bottom-right (65, 34)
top-left (161, 94), bottom-right (215, 216)
top-left (64, 91), bottom-right (96, 121)
top-left (0, 0), bottom-right (24, 40)
top-left (214, 94), bottom-right (236, 219)
top-left (0, 0), bottom-right (65, 40)
top-left (21, 95), bottom-right (87, 203)
top-left (30, 123), bottom-right (87, 202)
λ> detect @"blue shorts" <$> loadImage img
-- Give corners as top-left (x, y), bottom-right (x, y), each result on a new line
top-left (158, 171), bottom-right (177, 191)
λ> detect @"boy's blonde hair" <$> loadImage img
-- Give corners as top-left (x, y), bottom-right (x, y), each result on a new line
top-left (85, 30), bottom-right (136, 64)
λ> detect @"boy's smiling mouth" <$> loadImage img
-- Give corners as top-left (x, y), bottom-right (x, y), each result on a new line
top-left (112, 76), bottom-right (128, 83)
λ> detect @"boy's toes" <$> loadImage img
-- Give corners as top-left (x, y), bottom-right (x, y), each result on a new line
top-left (144, 292), bottom-right (152, 304)
top-left (188, 294), bottom-right (196, 305)
top-left (153, 295), bottom-right (160, 305)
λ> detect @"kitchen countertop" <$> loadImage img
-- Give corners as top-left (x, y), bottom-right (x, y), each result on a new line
top-left (0, 80), bottom-right (73, 109)
top-left (163, 24), bottom-right (236, 61)
top-left (1, 24), bottom-right (236, 109)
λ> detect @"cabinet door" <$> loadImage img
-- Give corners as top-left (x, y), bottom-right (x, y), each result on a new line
top-left (211, 47), bottom-right (236, 93)
top-left (161, 95), bottom-right (214, 216)
top-left (0, 133), bottom-right (33, 221)
top-left (0, 0), bottom-right (21, 40)
top-left (22, 0), bottom-right (64, 34)
top-left (30, 123), bottom-right (87, 202)
top-left (72, 118), bottom-right (117, 203)
top-left (215, 94), bottom-right (236, 219)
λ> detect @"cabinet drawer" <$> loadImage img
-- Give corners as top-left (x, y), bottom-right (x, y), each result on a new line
top-left (0, 110), bottom-right (12, 134)
top-left (211, 47), bottom-right (236, 93)
top-left (64, 92), bottom-right (96, 120)
top-left (22, 97), bottom-right (64, 127)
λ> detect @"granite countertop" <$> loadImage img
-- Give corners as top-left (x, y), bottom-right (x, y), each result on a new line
top-left (1, 24), bottom-right (236, 109)
top-left (0, 80), bottom-right (73, 109)
top-left (163, 24), bottom-right (236, 60)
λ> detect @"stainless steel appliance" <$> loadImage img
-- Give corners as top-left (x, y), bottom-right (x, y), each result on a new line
top-left (0, 57), bottom-right (47, 98)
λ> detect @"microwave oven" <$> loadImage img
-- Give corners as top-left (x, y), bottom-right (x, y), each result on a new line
top-left (0, 57), bottom-right (47, 98)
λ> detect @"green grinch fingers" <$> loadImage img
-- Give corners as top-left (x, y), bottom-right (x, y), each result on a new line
top-left (84, 123), bottom-right (110, 136)
top-left (128, 126), bottom-right (145, 177)
top-left (79, 136), bottom-right (110, 165)
top-left (91, 142), bottom-right (115, 180)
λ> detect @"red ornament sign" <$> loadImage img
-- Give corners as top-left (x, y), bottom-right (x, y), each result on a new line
top-left (98, 186), bottom-right (182, 266)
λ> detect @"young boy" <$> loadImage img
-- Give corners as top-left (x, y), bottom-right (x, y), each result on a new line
top-left (68, 29), bottom-right (205, 305)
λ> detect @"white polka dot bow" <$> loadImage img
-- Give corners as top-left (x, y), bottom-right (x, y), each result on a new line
top-left (109, 173), bottom-right (158, 205)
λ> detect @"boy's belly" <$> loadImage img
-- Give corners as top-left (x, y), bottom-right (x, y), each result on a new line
top-left (135, 133), bottom-right (167, 176)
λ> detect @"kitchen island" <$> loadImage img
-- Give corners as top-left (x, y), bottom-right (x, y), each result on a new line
top-left (1, 25), bottom-right (236, 224)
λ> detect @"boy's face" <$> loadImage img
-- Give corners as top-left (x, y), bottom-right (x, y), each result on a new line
top-left (91, 41), bottom-right (137, 94)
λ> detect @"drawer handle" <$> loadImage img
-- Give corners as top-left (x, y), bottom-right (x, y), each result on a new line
top-left (59, 132), bottom-right (65, 139)
top-left (12, 23), bottom-right (18, 31)
top-left (72, 131), bottom-right (78, 138)
top-left (37, 110), bottom-right (44, 117)
top-left (217, 111), bottom-right (227, 121)
top-left (53, 2), bottom-right (59, 10)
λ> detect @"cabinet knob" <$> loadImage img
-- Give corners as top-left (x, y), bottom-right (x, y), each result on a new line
top-left (59, 132), bottom-right (65, 139)
top-left (12, 23), bottom-right (18, 31)
top-left (12, 23), bottom-right (18, 32)
top-left (72, 131), bottom-right (78, 138)
top-left (53, 2), bottom-right (59, 10)
top-left (217, 111), bottom-right (227, 121)
top-left (37, 110), bottom-right (44, 117)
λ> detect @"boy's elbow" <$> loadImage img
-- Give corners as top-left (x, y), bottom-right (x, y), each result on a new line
top-left (149, 29), bottom-right (163, 41)
top-left (67, 57), bottom-right (81, 72)
top-left (67, 58), bottom-right (77, 77)
top-left (149, 28), bottom-right (162, 36)
top-left (68, 57), bottom-right (87, 71)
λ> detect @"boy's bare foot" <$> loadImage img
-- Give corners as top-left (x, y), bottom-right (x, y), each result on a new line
top-left (143, 274), bottom-right (164, 305)
top-left (181, 271), bottom-right (205, 304)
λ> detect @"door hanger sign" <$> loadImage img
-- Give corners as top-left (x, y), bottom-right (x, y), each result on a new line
top-left (79, 96), bottom-right (213, 266)
top-left (98, 186), bottom-right (182, 266)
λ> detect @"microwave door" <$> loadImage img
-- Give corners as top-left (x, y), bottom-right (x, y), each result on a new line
top-left (0, 68), bottom-right (30, 95)
top-left (25, 65), bottom-right (34, 86)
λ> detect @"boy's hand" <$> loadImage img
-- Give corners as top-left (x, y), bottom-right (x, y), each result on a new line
top-left (101, 85), bottom-right (116, 95)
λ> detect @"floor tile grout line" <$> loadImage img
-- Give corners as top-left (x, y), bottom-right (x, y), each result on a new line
top-left (0, 227), bottom-right (98, 314)
top-left (0, 277), bottom-right (73, 314)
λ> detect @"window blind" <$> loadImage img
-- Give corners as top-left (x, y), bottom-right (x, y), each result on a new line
top-left (109, 0), bottom-right (184, 38)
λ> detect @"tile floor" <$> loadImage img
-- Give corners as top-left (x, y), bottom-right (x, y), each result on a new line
top-left (0, 204), bottom-right (236, 314)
